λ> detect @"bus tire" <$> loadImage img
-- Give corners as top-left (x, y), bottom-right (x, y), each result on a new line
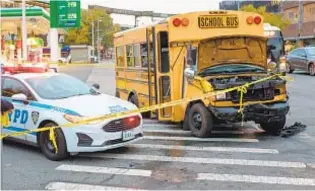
top-left (128, 94), bottom-right (149, 118)
top-left (39, 122), bottom-right (69, 161)
top-left (260, 115), bottom-right (286, 136)
top-left (128, 94), bottom-right (139, 107)
top-left (187, 103), bottom-right (213, 138)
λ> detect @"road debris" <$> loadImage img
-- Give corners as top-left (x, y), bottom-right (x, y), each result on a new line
top-left (279, 122), bottom-right (307, 138)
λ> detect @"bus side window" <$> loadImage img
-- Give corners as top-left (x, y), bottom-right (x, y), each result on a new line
top-left (133, 44), bottom-right (141, 67)
top-left (159, 32), bottom-right (169, 73)
top-left (116, 46), bottom-right (125, 67)
top-left (141, 43), bottom-right (153, 68)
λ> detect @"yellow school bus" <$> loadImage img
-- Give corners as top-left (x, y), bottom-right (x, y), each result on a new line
top-left (114, 10), bottom-right (289, 137)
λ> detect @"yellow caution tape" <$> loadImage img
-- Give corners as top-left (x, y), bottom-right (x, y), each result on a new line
top-left (237, 83), bottom-right (250, 126)
top-left (49, 128), bottom-right (58, 154)
top-left (0, 73), bottom-right (290, 153)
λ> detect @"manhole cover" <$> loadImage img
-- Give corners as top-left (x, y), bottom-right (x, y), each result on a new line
top-left (151, 168), bottom-right (197, 183)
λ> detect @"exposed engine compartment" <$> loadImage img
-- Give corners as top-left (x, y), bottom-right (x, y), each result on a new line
top-left (208, 75), bottom-right (286, 103)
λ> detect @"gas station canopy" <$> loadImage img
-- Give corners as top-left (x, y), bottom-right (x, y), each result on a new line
top-left (0, 7), bottom-right (65, 35)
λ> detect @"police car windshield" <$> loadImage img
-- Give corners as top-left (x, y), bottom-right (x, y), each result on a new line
top-left (25, 74), bottom-right (99, 99)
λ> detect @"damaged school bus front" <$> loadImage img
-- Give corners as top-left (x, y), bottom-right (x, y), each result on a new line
top-left (184, 36), bottom-right (289, 137)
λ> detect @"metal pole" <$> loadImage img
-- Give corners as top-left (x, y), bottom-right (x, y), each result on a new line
top-left (297, 0), bottom-right (303, 47)
top-left (22, 0), bottom-right (27, 62)
top-left (97, 20), bottom-right (100, 63)
top-left (92, 21), bottom-right (94, 57)
top-left (0, 1), bottom-right (2, 59)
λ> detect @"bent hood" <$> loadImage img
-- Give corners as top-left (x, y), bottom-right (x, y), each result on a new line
top-left (42, 93), bottom-right (137, 117)
top-left (198, 36), bottom-right (267, 72)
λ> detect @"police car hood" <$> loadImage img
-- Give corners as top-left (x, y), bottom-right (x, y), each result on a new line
top-left (43, 93), bottom-right (137, 117)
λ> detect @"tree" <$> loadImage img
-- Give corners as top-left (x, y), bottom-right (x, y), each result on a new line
top-left (240, 5), bottom-right (291, 30)
top-left (65, 9), bottom-right (120, 49)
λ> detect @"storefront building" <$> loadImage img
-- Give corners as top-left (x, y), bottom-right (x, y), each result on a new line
top-left (281, 1), bottom-right (315, 47)
top-left (0, 3), bottom-right (65, 64)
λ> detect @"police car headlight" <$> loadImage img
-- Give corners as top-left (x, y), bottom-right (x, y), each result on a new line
top-left (215, 92), bottom-right (227, 100)
top-left (64, 114), bottom-right (101, 125)
top-left (64, 114), bottom-right (84, 123)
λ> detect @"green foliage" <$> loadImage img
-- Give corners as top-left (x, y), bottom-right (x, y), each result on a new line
top-left (240, 5), bottom-right (291, 30)
top-left (65, 9), bottom-right (121, 48)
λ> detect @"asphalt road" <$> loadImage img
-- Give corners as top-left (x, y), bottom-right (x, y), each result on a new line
top-left (2, 64), bottom-right (315, 190)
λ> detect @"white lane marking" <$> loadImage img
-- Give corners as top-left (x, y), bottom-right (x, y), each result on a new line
top-left (197, 173), bottom-right (315, 186)
top-left (128, 144), bottom-right (279, 154)
top-left (143, 129), bottom-right (246, 135)
top-left (307, 163), bottom-right (315, 168)
top-left (45, 182), bottom-right (148, 190)
top-left (144, 135), bottom-right (259, 143)
top-left (144, 124), bottom-right (180, 128)
top-left (84, 154), bottom-right (306, 168)
top-left (56, 164), bottom-right (152, 177)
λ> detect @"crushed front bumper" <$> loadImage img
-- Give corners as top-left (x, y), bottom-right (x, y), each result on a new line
top-left (209, 102), bottom-right (290, 124)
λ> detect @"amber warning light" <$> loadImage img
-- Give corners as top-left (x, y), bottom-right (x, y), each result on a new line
top-left (246, 16), bottom-right (261, 25)
top-left (173, 18), bottom-right (189, 27)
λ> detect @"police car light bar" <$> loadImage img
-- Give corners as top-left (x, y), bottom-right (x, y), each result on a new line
top-left (3, 65), bottom-right (48, 74)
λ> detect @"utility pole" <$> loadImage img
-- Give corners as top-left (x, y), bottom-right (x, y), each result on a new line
top-left (97, 20), bottom-right (100, 63)
top-left (297, 0), bottom-right (303, 47)
top-left (22, 0), bottom-right (27, 63)
top-left (92, 21), bottom-right (94, 58)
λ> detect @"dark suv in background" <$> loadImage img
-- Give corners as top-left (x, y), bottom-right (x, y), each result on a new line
top-left (286, 47), bottom-right (315, 76)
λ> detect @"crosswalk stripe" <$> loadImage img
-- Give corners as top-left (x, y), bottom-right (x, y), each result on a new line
top-left (45, 182), bottom-right (147, 190)
top-left (144, 135), bottom-right (259, 143)
top-left (56, 164), bottom-right (152, 177)
top-left (82, 153), bottom-right (306, 168)
top-left (128, 144), bottom-right (279, 154)
top-left (197, 173), bottom-right (315, 186)
top-left (143, 129), bottom-right (247, 135)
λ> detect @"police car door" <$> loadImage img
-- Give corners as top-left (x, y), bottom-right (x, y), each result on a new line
top-left (2, 77), bottom-right (33, 141)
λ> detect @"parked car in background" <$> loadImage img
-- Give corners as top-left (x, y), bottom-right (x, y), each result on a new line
top-left (286, 47), bottom-right (315, 76)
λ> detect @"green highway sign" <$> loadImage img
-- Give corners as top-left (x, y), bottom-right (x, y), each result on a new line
top-left (50, 0), bottom-right (81, 28)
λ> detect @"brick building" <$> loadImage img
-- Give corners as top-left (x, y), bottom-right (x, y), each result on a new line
top-left (219, 0), bottom-right (281, 13)
top-left (281, 1), bottom-right (315, 46)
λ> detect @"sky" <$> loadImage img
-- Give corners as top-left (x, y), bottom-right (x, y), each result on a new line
top-left (80, 0), bottom-right (220, 26)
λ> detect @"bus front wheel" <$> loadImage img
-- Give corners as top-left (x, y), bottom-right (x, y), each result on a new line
top-left (187, 103), bottom-right (213, 138)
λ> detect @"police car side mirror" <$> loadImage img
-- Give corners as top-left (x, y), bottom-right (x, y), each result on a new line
top-left (92, 83), bottom-right (100, 90)
top-left (12, 93), bottom-right (29, 104)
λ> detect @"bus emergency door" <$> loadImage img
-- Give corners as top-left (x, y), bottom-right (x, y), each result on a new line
top-left (152, 25), bottom-right (173, 121)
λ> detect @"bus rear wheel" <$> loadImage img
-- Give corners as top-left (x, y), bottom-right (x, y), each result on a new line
top-left (187, 103), bottom-right (213, 138)
top-left (128, 94), bottom-right (150, 118)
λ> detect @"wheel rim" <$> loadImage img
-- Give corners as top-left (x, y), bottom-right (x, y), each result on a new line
top-left (192, 112), bottom-right (202, 130)
top-left (43, 132), bottom-right (57, 154)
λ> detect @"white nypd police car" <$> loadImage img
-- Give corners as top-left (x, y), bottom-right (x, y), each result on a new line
top-left (1, 71), bottom-right (143, 161)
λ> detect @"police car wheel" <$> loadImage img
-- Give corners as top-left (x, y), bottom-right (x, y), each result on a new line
top-left (260, 115), bottom-right (286, 136)
top-left (39, 122), bottom-right (69, 161)
top-left (188, 103), bottom-right (213, 138)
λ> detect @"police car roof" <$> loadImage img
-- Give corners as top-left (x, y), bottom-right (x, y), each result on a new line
top-left (4, 72), bottom-right (59, 80)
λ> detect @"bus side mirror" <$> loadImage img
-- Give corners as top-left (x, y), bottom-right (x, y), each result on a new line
top-left (184, 68), bottom-right (196, 79)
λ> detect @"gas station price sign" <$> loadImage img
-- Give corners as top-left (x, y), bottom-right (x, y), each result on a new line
top-left (50, 0), bottom-right (81, 28)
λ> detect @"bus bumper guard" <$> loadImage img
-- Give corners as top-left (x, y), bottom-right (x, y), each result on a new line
top-left (209, 102), bottom-right (290, 124)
